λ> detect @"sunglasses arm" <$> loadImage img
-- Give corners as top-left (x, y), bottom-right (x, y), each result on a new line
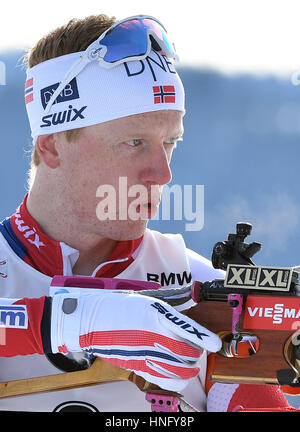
top-left (45, 53), bottom-right (91, 114)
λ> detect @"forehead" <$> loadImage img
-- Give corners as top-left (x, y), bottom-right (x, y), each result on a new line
top-left (84, 110), bottom-right (184, 140)
top-left (119, 110), bottom-right (183, 127)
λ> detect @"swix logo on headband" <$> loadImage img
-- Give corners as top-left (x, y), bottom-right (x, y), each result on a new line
top-left (40, 78), bottom-right (80, 110)
top-left (244, 295), bottom-right (300, 330)
top-left (40, 105), bottom-right (87, 128)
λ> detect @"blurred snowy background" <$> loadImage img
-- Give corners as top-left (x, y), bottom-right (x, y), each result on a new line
top-left (1, 0), bottom-right (300, 408)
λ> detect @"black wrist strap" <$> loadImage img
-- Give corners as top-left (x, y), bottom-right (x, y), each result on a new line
top-left (41, 296), bottom-right (52, 354)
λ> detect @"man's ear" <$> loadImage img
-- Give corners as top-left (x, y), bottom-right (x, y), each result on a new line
top-left (35, 134), bottom-right (60, 169)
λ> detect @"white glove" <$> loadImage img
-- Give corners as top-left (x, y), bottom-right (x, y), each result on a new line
top-left (51, 290), bottom-right (221, 392)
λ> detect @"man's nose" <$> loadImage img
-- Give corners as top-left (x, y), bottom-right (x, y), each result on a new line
top-left (139, 146), bottom-right (172, 186)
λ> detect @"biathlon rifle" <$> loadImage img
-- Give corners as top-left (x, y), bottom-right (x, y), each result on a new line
top-left (186, 222), bottom-right (300, 388)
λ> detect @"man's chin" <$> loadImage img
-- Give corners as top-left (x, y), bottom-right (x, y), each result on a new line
top-left (119, 220), bottom-right (149, 241)
top-left (98, 219), bottom-right (149, 241)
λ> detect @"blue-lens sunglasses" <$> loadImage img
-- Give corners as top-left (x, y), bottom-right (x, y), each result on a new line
top-left (45, 15), bottom-right (178, 113)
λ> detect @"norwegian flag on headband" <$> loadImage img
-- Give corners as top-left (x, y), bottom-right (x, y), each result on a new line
top-left (25, 78), bottom-right (34, 105)
top-left (153, 85), bottom-right (176, 104)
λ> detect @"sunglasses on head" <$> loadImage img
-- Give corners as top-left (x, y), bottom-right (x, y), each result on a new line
top-left (45, 15), bottom-right (178, 113)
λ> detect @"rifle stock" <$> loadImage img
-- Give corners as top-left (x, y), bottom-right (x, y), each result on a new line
top-left (0, 357), bottom-right (174, 399)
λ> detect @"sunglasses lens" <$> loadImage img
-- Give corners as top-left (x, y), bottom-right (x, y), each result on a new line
top-left (141, 18), bottom-right (175, 57)
top-left (100, 17), bottom-right (176, 64)
top-left (101, 20), bottom-right (148, 63)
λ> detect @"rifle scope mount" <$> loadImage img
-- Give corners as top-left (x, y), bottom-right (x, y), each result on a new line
top-left (212, 222), bottom-right (262, 271)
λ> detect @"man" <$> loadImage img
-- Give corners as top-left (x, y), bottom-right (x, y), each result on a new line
top-left (0, 14), bottom-right (295, 412)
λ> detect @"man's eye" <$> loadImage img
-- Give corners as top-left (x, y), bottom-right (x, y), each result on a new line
top-left (125, 139), bottom-right (142, 147)
top-left (165, 137), bottom-right (183, 148)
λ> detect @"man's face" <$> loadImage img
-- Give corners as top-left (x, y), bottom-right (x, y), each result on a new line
top-left (55, 109), bottom-right (184, 241)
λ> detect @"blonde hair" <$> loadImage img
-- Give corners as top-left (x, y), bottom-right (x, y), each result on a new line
top-left (24, 14), bottom-right (116, 186)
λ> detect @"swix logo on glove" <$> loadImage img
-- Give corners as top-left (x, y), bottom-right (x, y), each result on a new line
top-left (151, 301), bottom-right (208, 340)
top-left (244, 295), bottom-right (300, 330)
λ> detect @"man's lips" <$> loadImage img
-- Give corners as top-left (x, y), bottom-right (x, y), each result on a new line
top-left (136, 201), bottom-right (160, 219)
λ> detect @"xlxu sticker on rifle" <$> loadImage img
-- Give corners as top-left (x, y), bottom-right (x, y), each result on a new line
top-left (224, 264), bottom-right (294, 291)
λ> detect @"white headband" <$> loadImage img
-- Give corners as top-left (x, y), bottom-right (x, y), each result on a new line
top-left (25, 49), bottom-right (185, 143)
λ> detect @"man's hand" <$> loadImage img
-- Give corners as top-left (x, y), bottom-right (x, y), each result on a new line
top-left (50, 290), bottom-right (222, 392)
